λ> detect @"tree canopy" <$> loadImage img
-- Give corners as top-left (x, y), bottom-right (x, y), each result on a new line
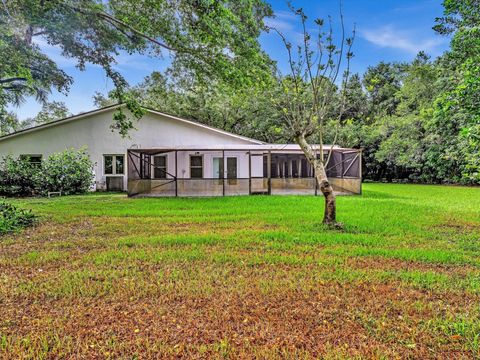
top-left (1, 0), bottom-right (274, 135)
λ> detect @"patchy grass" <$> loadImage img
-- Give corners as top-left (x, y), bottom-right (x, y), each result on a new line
top-left (1, 183), bottom-right (479, 359)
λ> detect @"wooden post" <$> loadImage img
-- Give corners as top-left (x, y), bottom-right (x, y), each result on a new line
top-left (267, 151), bottom-right (271, 195)
top-left (359, 149), bottom-right (363, 195)
top-left (341, 151), bottom-right (344, 179)
top-left (222, 150), bottom-right (225, 196)
top-left (248, 151), bottom-right (252, 195)
top-left (175, 150), bottom-right (178, 197)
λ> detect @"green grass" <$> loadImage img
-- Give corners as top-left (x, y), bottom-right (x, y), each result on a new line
top-left (1, 183), bottom-right (479, 359)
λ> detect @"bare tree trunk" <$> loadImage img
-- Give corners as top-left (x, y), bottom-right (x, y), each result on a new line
top-left (295, 135), bottom-right (338, 226)
top-left (315, 162), bottom-right (337, 225)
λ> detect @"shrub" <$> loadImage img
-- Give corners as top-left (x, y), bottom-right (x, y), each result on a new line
top-left (38, 148), bottom-right (94, 196)
top-left (0, 201), bottom-right (36, 235)
top-left (0, 156), bottom-right (40, 196)
top-left (0, 148), bottom-right (94, 197)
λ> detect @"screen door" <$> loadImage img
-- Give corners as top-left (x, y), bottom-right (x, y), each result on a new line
top-left (212, 157), bottom-right (224, 178)
top-left (227, 157), bottom-right (237, 179)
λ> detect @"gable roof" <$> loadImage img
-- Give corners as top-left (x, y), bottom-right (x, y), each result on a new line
top-left (0, 104), bottom-right (265, 144)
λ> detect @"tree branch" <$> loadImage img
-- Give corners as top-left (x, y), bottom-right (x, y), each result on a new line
top-left (0, 77), bottom-right (28, 84)
top-left (96, 11), bottom-right (177, 52)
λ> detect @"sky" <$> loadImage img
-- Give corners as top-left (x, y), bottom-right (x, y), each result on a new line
top-left (13, 0), bottom-right (450, 120)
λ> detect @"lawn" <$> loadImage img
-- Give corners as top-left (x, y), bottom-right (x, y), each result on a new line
top-left (1, 183), bottom-right (479, 359)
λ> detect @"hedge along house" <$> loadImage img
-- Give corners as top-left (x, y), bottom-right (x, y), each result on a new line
top-left (0, 104), bottom-right (362, 196)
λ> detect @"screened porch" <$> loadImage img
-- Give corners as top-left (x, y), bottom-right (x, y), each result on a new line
top-left (127, 145), bottom-right (362, 197)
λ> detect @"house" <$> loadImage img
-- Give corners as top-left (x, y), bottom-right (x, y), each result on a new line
top-left (0, 104), bottom-right (362, 196)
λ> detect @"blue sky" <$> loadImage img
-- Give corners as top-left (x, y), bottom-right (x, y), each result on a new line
top-left (14, 0), bottom-right (450, 120)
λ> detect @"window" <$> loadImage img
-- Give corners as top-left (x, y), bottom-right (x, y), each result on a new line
top-left (226, 157), bottom-right (237, 185)
top-left (104, 155), bottom-right (124, 175)
top-left (153, 155), bottom-right (167, 179)
top-left (190, 155), bottom-right (203, 179)
top-left (116, 156), bottom-right (124, 175)
top-left (212, 157), bottom-right (224, 179)
top-left (226, 157), bottom-right (237, 179)
top-left (104, 155), bottom-right (113, 174)
top-left (20, 154), bottom-right (42, 166)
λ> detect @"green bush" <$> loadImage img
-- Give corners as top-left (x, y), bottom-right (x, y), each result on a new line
top-left (38, 148), bottom-right (94, 195)
top-left (0, 201), bottom-right (36, 235)
top-left (0, 156), bottom-right (40, 196)
top-left (0, 148), bottom-right (94, 197)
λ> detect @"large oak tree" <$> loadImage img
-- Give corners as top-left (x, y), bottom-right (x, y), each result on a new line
top-left (0, 0), bottom-right (273, 135)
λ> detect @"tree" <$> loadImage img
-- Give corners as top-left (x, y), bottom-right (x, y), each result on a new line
top-left (433, 0), bottom-right (480, 182)
top-left (29, 101), bottom-right (71, 125)
top-left (341, 73), bottom-right (368, 122)
top-left (1, 0), bottom-right (274, 135)
top-left (0, 101), bottom-right (69, 137)
top-left (396, 52), bottom-right (438, 116)
top-left (371, 53), bottom-right (440, 182)
top-left (0, 10), bottom-right (71, 111)
top-left (374, 115), bottom-right (425, 179)
top-left (363, 61), bottom-right (406, 119)
top-left (96, 64), bottom-right (284, 143)
top-left (0, 110), bottom-right (35, 136)
top-left (0, 111), bottom-right (21, 136)
top-left (268, 6), bottom-right (354, 226)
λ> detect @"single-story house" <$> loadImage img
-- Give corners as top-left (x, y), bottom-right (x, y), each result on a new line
top-left (0, 104), bottom-right (362, 196)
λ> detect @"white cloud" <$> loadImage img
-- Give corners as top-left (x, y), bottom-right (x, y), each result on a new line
top-left (264, 10), bottom-right (307, 47)
top-left (264, 10), bottom-right (297, 32)
top-left (360, 25), bottom-right (445, 55)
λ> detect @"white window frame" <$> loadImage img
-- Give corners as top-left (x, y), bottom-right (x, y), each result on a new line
top-left (104, 154), bottom-right (125, 175)
top-left (212, 157), bottom-right (224, 179)
top-left (152, 155), bottom-right (168, 179)
top-left (226, 156), bottom-right (238, 179)
top-left (189, 154), bottom-right (204, 179)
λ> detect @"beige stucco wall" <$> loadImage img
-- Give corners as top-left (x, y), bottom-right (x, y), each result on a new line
top-left (0, 108), bottom-right (261, 190)
top-left (329, 178), bottom-right (362, 194)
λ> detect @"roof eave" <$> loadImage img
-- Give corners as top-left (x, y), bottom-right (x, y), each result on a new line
top-left (0, 104), bottom-right (265, 145)
top-left (0, 104), bottom-right (124, 141)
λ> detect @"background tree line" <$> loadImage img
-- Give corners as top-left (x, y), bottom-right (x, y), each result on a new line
top-left (94, 1), bottom-right (478, 185)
